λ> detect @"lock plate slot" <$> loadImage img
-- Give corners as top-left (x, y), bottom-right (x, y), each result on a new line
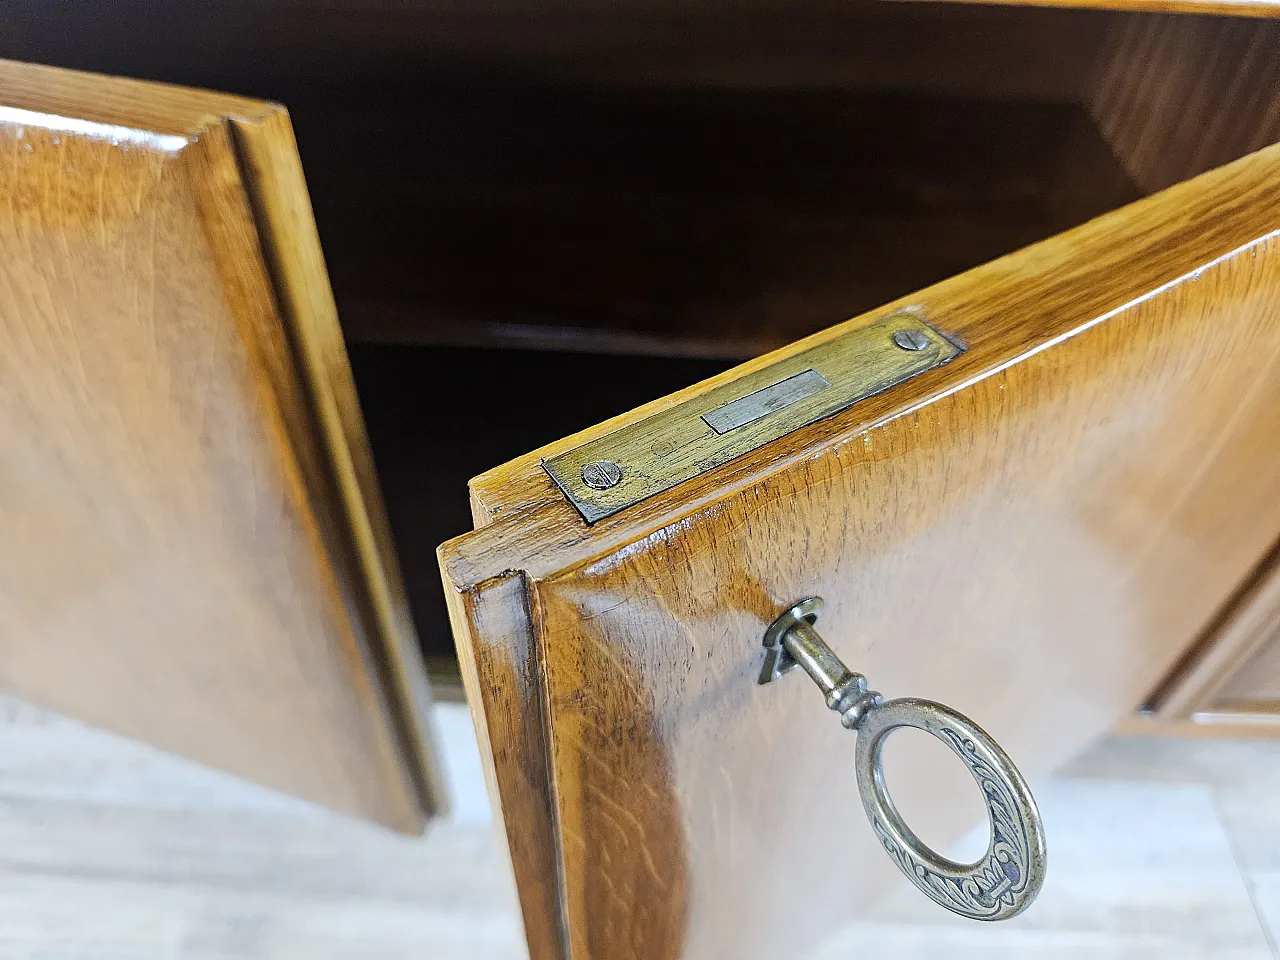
top-left (543, 312), bottom-right (963, 523)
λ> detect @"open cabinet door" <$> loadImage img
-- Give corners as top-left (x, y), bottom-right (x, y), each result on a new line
top-left (440, 142), bottom-right (1280, 960)
top-left (0, 59), bottom-right (443, 830)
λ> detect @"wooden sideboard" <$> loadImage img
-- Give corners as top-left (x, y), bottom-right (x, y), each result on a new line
top-left (2, 1), bottom-right (1280, 954)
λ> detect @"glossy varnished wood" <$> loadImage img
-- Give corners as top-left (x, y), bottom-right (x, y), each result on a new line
top-left (444, 572), bottom-right (566, 960)
top-left (1087, 14), bottom-right (1280, 194)
top-left (923, 0), bottom-right (1280, 17)
top-left (0, 59), bottom-right (442, 829)
top-left (441, 144), bottom-right (1280, 960)
top-left (1149, 540), bottom-right (1280, 729)
top-left (229, 107), bottom-right (447, 819)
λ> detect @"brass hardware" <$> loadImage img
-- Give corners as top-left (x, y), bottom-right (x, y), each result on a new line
top-left (581, 460), bottom-right (623, 490)
top-left (702, 368), bottom-right (831, 435)
top-left (892, 328), bottom-right (931, 352)
top-left (761, 598), bottom-right (1047, 921)
top-left (543, 312), bottom-right (963, 523)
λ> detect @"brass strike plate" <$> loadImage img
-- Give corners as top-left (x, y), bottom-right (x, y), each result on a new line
top-left (543, 313), bottom-right (963, 523)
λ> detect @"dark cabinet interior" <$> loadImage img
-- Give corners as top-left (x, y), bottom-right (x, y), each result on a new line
top-left (6, 0), bottom-right (1276, 683)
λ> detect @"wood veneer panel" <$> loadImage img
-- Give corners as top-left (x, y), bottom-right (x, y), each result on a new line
top-left (443, 142), bottom-right (1280, 958)
top-left (0, 58), bottom-right (441, 829)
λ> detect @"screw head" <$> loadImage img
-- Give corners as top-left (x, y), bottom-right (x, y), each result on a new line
top-left (892, 328), bottom-right (931, 352)
top-left (581, 460), bottom-right (622, 490)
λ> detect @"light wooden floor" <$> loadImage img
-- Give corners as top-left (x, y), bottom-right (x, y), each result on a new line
top-left (2, 693), bottom-right (1279, 959)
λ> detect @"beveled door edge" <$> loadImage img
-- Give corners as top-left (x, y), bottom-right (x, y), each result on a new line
top-left (1145, 535), bottom-right (1280, 723)
top-left (229, 111), bottom-right (448, 823)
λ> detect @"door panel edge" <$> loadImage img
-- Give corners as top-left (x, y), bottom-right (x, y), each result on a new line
top-left (227, 110), bottom-right (448, 820)
top-left (172, 119), bottom-right (430, 831)
top-left (440, 565), bottom-right (569, 960)
top-left (462, 143), bottom-right (1280, 547)
top-left (1145, 536), bottom-right (1280, 724)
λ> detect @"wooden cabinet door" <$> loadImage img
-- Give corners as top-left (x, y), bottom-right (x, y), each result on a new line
top-left (0, 59), bottom-right (443, 831)
top-left (440, 141), bottom-right (1280, 959)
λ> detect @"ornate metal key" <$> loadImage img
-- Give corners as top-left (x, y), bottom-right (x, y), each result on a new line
top-left (760, 597), bottom-right (1047, 921)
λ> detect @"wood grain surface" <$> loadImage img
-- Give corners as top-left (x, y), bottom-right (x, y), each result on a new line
top-left (0, 58), bottom-right (442, 829)
top-left (1149, 539), bottom-right (1280, 728)
top-left (444, 572), bottom-right (567, 960)
top-left (230, 107), bottom-right (447, 820)
top-left (1087, 14), bottom-right (1280, 194)
top-left (441, 142), bottom-right (1280, 960)
top-left (922, 0), bottom-right (1280, 17)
